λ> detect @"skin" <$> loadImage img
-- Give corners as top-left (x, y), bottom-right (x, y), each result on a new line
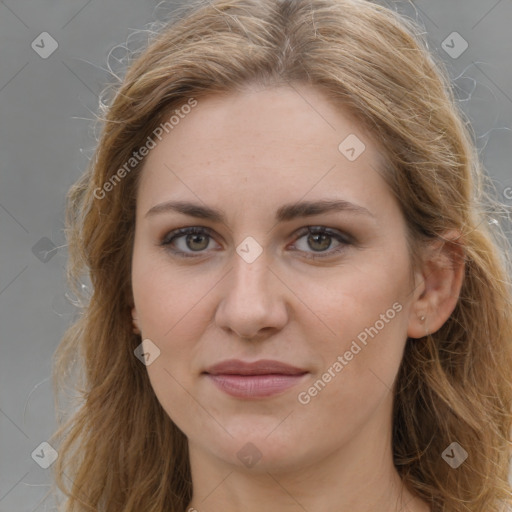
top-left (131, 83), bottom-right (464, 512)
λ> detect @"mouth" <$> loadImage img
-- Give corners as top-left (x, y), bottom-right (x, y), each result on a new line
top-left (202, 359), bottom-right (309, 399)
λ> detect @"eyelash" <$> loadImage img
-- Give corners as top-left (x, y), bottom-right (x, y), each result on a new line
top-left (159, 226), bottom-right (353, 260)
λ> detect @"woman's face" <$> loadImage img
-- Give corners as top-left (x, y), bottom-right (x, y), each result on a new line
top-left (131, 83), bottom-right (422, 473)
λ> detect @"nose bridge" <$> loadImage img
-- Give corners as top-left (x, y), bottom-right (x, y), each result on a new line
top-left (229, 242), bottom-right (272, 306)
top-left (215, 240), bottom-right (287, 338)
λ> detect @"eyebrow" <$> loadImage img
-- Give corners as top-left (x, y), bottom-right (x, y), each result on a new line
top-left (145, 198), bottom-right (374, 223)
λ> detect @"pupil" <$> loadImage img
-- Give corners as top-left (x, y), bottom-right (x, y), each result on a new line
top-left (309, 233), bottom-right (331, 251)
top-left (187, 234), bottom-right (208, 251)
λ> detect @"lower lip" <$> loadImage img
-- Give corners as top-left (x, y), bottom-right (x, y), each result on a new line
top-left (205, 373), bottom-right (307, 398)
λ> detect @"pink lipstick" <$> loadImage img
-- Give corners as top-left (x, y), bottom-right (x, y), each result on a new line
top-left (203, 359), bottom-right (308, 399)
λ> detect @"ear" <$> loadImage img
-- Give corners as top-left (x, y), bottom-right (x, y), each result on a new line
top-left (132, 306), bottom-right (141, 335)
top-left (407, 230), bottom-right (465, 339)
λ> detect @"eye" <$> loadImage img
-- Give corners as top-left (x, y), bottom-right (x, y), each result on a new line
top-left (160, 225), bottom-right (353, 260)
top-left (160, 226), bottom-right (219, 258)
top-left (290, 226), bottom-right (353, 260)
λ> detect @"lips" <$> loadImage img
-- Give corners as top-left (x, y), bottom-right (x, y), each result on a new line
top-left (203, 359), bottom-right (308, 376)
top-left (203, 359), bottom-right (308, 399)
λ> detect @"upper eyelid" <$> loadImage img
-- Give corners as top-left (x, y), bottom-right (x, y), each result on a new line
top-left (162, 225), bottom-right (347, 241)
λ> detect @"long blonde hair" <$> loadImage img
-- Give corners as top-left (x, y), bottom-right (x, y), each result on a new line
top-left (50, 1), bottom-right (512, 510)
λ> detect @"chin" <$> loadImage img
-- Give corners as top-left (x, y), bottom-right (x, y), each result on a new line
top-left (200, 426), bottom-right (313, 473)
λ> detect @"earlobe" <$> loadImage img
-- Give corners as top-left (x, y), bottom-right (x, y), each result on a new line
top-left (407, 231), bottom-right (465, 339)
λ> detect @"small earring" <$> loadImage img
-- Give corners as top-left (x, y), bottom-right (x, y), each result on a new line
top-left (419, 314), bottom-right (430, 337)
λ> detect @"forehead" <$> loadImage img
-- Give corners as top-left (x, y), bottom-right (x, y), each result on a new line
top-left (147, 84), bottom-right (378, 158)
top-left (136, 84), bottom-right (394, 222)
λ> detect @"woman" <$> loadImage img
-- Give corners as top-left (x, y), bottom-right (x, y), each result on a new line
top-left (51, 0), bottom-right (512, 511)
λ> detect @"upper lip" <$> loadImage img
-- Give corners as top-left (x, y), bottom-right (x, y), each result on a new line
top-left (204, 359), bottom-right (308, 376)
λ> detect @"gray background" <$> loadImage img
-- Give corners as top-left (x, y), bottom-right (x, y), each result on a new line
top-left (1, 1), bottom-right (511, 510)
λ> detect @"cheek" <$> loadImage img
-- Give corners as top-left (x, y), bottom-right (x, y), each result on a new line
top-left (297, 247), bottom-right (410, 338)
top-left (292, 273), bottom-right (408, 439)
top-left (131, 243), bottom-right (215, 337)
top-left (131, 248), bottom-right (211, 390)
top-left (131, 253), bottom-right (218, 432)
top-left (297, 249), bottom-right (411, 387)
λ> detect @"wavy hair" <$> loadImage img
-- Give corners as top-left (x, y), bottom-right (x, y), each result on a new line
top-left (50, 0), bottom-right (512, 510)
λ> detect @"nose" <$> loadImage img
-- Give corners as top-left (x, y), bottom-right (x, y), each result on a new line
top-left (214, 245), bottom-right (289, 341)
